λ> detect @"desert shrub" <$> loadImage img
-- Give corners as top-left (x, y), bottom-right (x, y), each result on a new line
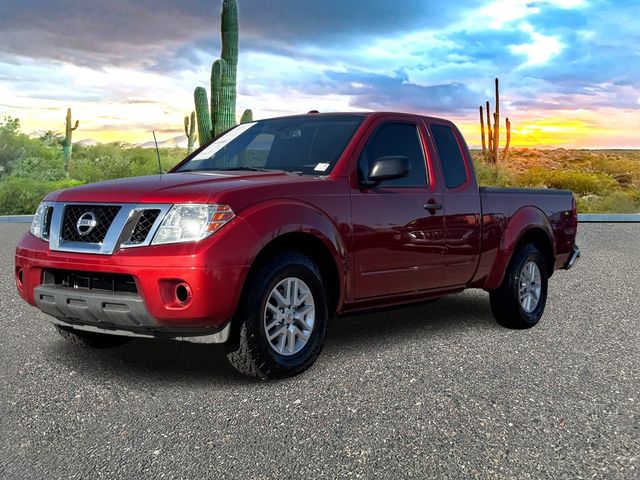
top-left (69, 144), bottom-right (183, 182)
top-left (0, 117), bottom-right (66, 179)
top-left (577, 190), bottom-right (640, 214)
top-left (9, 154), bottom-right (66, 181)
top-left (0, 177), bottom-right (83, 214)
top-left (587, 154), bottom-right (640, 187)
top-left (516, 167), bottom-right (616, 195)
top-left (69, 144), bottom-right (186, 183)
top-left (473, 160), bottom-right (515, 187)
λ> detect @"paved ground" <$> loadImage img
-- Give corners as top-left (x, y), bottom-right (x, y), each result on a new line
top-left (0, 223), bottom-right (638, 479)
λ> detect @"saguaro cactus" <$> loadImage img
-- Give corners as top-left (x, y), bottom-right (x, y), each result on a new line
top-left (194, 0), bottom-right (249, 146)
top-left (479, 106), bottom-right (486, 158)
top-left (184, 111), bottom-right (197, 154)
top-left (504, 117), bottom-right (511, 161)
top-left (194, 87), bottom-right (212, 145)
top-left (479, 78), bottom-right (512, 163)
top-left (218, 0), bottom-right (238, 133)
top-left (63, 108), bottom-right (79, 169)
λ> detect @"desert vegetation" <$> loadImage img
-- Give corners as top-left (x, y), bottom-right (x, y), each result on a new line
top-left (0, 117), bottom-right (185, 214)
top-left (472, 149), bottom-right (640, 213)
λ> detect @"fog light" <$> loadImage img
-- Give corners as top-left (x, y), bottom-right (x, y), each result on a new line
top-left (175, 283), bottom-right (191, 304)
top-left (15, 267), bottom-right (24, 289)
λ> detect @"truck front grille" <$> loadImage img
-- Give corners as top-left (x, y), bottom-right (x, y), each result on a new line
top-left (43, 269), bottom-right (138, 294)
top-left (127, 209), bottom-right (161, 245)
top-left (61, 205), bottom-right (121, 243)
top-left (46, 202), bottom-right (170, 255)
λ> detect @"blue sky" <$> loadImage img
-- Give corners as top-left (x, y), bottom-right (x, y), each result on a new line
top-left (0, 0), bottom-right (638, 147)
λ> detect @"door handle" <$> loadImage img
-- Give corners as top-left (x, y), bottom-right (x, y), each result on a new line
top-left (424, 202), bottom-right (442, 211)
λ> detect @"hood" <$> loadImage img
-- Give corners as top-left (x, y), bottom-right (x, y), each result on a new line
top-left (46, 171), bottom-right (330, 209)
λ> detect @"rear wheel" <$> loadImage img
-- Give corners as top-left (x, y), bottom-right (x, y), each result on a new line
top-left (55, 325), bottom-right (131, 348)
top-left (226, 252), bottom-right (328, 379)
top-left (489, 243), bottom-right (549, 329)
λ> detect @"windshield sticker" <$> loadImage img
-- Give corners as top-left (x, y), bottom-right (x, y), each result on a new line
top-left (314, 163), bottom-right (330, 172)
top-left (192, 122), bottom-right (257, 160)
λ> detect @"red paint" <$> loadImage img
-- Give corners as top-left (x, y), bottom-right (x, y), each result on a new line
top-left (15, 112), bottom-right (578, 328)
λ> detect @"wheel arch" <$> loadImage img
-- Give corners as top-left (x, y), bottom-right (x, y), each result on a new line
top-left (484, 206), bottom-right (556, 290)
top-left (245, 232), bottom-right (342, 315)
top-left (238, 200), bottom-right (348, 315)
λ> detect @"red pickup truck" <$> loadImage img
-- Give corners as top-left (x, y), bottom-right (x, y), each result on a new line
top-left (15, 112), bottom-right (580, 379)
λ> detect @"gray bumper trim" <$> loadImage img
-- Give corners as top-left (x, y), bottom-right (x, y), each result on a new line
top-left (35, 284), bottom-right (155, 328)
top-left (34, 285), bottom-right (230, 344)
top-left (563, 245), bottom-right (580, 270)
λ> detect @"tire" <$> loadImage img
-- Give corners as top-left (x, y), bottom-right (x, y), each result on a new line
top-left (489, 243), bottom-right (549, 329)
top-left (55, 325), bottom-right (131, 348)
top-left (226, 251), bottom-right (329, 379)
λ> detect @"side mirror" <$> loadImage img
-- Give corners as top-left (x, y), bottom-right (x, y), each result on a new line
top-left (361, 155), bottom-right (410, 187)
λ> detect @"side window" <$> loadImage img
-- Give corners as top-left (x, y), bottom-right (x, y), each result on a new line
top-left (430, 125), bottom-right (468, 189)
top-left (358, 123), bottom-right (427, 187)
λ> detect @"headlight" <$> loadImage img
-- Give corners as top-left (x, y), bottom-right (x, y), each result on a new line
top-left (151, 204), bottom-right (235, 245)
top-left (30, 201), bottom-right (54, 241)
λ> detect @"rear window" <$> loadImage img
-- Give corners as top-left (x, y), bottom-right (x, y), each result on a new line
top-left (430, 124), bottom-right (468, 189)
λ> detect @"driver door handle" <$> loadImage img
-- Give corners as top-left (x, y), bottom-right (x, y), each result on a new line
top-left (424, 202), bottom-right (443, 211)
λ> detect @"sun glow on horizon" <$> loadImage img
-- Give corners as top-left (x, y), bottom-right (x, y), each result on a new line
top-left (457, 111), bottom-right (640, 149)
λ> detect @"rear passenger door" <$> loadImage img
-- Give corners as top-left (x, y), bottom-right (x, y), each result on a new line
top-left (428, 122), bottom-right (481, 288)
top-left (351, 120), bottom-right (445, 299)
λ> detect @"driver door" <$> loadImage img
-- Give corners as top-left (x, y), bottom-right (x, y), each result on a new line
top-left (350, 120), bottom-right (445, 299)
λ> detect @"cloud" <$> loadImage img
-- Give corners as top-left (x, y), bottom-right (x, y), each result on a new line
top-left (0, 0), bottom-right (478, 67)
top-left (319, 71), bottom-right (481, 115)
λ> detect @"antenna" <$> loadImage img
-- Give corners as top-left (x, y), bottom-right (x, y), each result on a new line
top-left (152, 131), bottom-right (163, 174)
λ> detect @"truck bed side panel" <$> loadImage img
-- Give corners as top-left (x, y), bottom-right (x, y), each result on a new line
top-left (472, 187), bottom-right (576, 289)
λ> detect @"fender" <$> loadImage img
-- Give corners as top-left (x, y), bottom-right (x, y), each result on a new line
top-left (238, 199), bottom-right (349, 309)
top-left (484, 206), bottom-right (556, 290)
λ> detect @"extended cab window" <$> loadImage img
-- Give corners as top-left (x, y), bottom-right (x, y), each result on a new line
top-left (175, 115), bottom-right (363, 176)
top-left (430, 124), bottom-right (468, 189)
top-left (358, 123), bottom-right (427, 187)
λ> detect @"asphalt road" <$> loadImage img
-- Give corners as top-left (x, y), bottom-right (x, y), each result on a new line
top-left (0, 223), bottom-right (638, 479)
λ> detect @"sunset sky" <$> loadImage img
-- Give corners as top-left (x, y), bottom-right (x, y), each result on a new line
top-left (0, 0), bottom-right (638, 148)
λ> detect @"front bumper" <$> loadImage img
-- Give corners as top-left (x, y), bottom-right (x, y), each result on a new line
top-left (15, 223), bottom-right (257, 331)
top-left (562, 244), bottom-right (580, 270)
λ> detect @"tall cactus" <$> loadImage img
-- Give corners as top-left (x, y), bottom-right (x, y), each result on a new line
top-left (194, 87), bottom-right (212, 145)
top-left (63, 108), bottom-right (79, 170)
top-left (184, 111), bottom-right (197, 154)
top-left (479, 106), bottom-right (486, 159)
top-left (194, 0), bottom-right (246, 146)
top-left (211, 58), bottom-right (227, 136)
top-left (219, 0), bottom-right (238, 133)
top-left (479, 78), bottom-right (512, 163)
top-left (503, 117), bottom-right (511, 161)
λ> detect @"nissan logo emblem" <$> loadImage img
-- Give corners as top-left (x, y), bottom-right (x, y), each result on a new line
top-left (76, 211), bottom-right (97, 236)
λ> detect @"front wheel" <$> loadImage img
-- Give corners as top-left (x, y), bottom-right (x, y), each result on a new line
top-left (226, 252), bottom-right (328, 379)
top-left (489, 243), bottom-right (549, 329)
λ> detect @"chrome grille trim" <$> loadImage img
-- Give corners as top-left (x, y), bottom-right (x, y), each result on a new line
top-left (48, 203), bottom-right (172, 255)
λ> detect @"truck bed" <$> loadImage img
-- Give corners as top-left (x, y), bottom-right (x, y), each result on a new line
top-left (473, 186), bottom-right (577, 286)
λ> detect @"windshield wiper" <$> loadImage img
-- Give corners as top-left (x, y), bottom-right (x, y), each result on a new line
top-left (215, 166), bottom-right (282, 172)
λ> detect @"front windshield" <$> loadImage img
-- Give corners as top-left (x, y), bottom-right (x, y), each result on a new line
top-left (175, 114), bottom-right (364, 175)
